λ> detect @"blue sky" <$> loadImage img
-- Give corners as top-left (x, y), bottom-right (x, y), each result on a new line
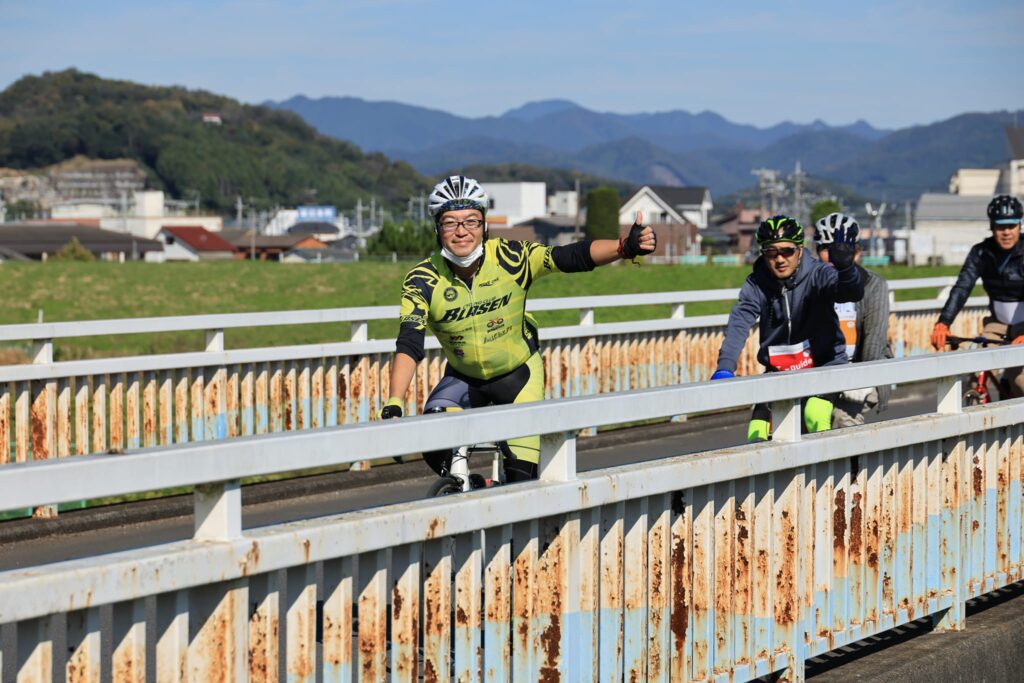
top-left (2, 0), bottom-right (1021, 129)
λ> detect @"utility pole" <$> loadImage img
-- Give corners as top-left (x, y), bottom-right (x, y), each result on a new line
top-left (751, 168), bottom-right (781, 215)
top-left (792, 161), bottom-right (805, 225)
top-left (369, 196), bottom-right (376, 229)
top-left (356, 198), bottom-right (365, 234)
top-left (235, 196), bottom-right (243, 227)
top-left (865, 202), bottom-right (887, 257)
top-left (573, 177), bottom-right (581, 240)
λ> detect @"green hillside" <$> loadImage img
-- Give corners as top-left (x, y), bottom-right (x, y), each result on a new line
top-left (0, 69), bottom-right (426, 212)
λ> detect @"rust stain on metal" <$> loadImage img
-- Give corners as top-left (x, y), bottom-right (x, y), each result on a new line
top-left (775, 507), bottom-right (797, 625)
top-left (538, 616), bottom-right (562, 683)
top-left (301, 539), bottom-right (311, 563)
top-left (849, 492), bottom-right (863, 559)
top-left (392, 585), bottom-right (403, 620)
top-left (423, 660), bottom-right (439, 683)
top-left (973, 455), bottom-right (983, 497)
top-left (972, 520), bottom-right (980, 531)
top-left (426, 517), bottom-right (445, 539)
top-left (241, 541), bottom-right (260, 576)
top-left (867, 519), bottom-right (879, 569)
top-left (833, 489), bottom-right (847, 570)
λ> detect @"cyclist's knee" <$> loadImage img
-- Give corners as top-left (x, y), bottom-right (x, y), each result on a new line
top-left (804, 396), bottom-right (833, 433)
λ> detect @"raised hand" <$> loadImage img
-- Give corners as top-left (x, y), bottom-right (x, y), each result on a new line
top-left (619, 210), bottom-right (658, 259)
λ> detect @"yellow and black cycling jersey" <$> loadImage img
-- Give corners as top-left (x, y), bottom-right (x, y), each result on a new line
top-left (395, 237), bottom-right (595, 380)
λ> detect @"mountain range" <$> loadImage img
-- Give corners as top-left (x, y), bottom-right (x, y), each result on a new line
top-left (269, 96), bottom-right (1023, 200)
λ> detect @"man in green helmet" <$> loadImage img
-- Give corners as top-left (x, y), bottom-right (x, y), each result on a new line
top-left (710, 214), bottom-right (863, 441)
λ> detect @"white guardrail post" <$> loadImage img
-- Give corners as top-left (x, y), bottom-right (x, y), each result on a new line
top-left (350, 319), bottom-right (372, 470)
top-left (933, 374), bottom-right (966, 632)
top-left (193, 480), bottom-right (242, 540)
top-left (539, 431), bottom-right (577, 481)
top-left (31, 338), bottom-right (57, 519)
top-left (578, 310), bottom-right (597, 436)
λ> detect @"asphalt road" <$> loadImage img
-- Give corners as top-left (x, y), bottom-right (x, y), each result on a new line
top-left (0, 388), bottom-right (935, 572)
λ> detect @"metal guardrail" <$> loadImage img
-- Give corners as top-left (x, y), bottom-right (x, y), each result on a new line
top-left (1, 347), bottom-right (1022, 681)
top-left (0, 281), bottom-right (986, 492)
top-left (0, 277), bottom-right (959, 344)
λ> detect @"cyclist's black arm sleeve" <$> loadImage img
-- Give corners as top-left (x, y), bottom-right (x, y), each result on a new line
top-left (832, 263), bottom-right (864, 303)
top-left (395, 324), bottom-right (426, 363)
top-left (716, 280), bottom-right (762, 373)
top-left (550, 240), bottom-right (597, 273)
top-left (938, 245), bottom-right (983, 326)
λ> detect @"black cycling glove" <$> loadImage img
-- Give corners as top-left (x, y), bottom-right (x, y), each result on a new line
top-left (618, 222), bottom-right (656, 260)
top-left (380, 398), bottom-right (403, 420)
top-left (829, 242), bottom-right (856, 269)
top-left (828, 223), bottom-right (859, 269)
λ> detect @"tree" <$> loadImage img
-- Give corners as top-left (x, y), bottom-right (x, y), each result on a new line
top-left (364, 219), bottom-right (436, 257)
top-left (810, 198), bottom-right (843, 226)
top-left (50, 237), bottom-right (96, 262)
top-left (584, 187), bottom-right (620, 240)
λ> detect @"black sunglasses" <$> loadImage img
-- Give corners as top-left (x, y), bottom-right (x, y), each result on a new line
top-left (762, 246), bottom-right (799, 259)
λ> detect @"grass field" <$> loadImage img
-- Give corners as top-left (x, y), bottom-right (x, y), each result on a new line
top-left (0, 260), bottom-right (966, 361)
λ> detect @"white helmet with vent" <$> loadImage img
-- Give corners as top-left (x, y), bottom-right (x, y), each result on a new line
top-left (427, 175), bottom-right (489, 220)
top-left (814, 212), bottom-right (858, 246)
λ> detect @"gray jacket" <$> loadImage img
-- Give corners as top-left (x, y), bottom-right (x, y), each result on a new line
top-left (848, 265), bottom-right (892, 411)
top-left (716, 250), bottom-right (864, 374)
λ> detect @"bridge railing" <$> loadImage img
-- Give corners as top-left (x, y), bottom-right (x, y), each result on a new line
top-left (0, 278), bottom-right (985, 477)
top-left (1, 345), bottom-right (1022, 681)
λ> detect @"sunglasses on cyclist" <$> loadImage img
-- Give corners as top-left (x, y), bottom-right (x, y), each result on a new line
top-left (439, 218), bottom-right (484, 233)
top-left (762, 246), bottom-right (799, 259)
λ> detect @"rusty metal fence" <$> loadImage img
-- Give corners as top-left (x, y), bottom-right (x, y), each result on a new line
top-left (0, 280), bottom-right (985, 476)
top-left (1, 347), bottom-right (1022, 681)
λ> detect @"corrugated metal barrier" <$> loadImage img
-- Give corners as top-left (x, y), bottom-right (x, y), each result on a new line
top-left (1, 347), bottom-right (1022, 681)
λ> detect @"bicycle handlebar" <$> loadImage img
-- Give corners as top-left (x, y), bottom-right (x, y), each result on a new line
top-left (946, 335), bottom-right (1010, 350)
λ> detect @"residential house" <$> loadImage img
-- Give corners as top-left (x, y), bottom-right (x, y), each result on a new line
top-left (0, 222), bottom-right (162, 261)
top-left (155, 226), bottom-right (235, 262)
top-left (713, 205), bottom-right (774, 256)
top-left (221, 230), bottom-right (328, 261)
top-left (483, 182), bottom-right (547, 227)
top-left (288, 221), bottom-right (340, 243)
top-left (618, 185), bottom-right (713, 230)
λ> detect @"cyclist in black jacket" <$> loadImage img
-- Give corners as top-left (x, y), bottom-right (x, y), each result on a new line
top-left (931, 194), bottom-right (1024, 398)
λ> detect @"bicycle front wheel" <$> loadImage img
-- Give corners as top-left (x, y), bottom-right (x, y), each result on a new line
top-left (428, 476), bottom-right (463, 497)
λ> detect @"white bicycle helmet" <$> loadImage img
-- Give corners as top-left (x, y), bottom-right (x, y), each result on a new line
top-left (427, 175), bottom-right (489, 220)
top-left (814, 212), bottom-right (858, 246)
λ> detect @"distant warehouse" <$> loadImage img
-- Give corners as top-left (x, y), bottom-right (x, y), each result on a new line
top-left (0, 222), bottom-right (162, 262)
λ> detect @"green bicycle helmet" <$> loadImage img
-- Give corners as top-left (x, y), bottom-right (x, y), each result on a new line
top-left (756, 214), bottom-right (805, 246)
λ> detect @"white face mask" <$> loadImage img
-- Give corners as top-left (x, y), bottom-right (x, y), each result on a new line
top-left (441, 243), bottom-right (483, 268)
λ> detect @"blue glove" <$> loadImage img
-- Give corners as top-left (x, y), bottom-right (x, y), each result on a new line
top-left (710, 369), bottom-right (735, 380)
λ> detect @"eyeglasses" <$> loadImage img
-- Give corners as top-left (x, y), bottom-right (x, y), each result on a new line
top-left (762, 246), bottom-right (799, 259)
top-left (439, 218), bottom-right (484, 233)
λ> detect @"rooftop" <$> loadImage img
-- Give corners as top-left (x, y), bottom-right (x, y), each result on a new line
top-left (916, 193), bottom-right (993, 222)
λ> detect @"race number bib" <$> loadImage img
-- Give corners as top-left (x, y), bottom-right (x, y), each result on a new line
top-left (835, 302), bottom-right (857, 358)
top-left (768, 340), bottom-right (815, 372)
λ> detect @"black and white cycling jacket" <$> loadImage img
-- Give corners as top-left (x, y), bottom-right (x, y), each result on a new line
top-left (938, 237), bottom-right (1024, 329)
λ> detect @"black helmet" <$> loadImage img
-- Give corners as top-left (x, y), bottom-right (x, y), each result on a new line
top-left (756, 214), bottom-right (805, 246)
top-left (987, 195), bottom-right (1023, 225)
